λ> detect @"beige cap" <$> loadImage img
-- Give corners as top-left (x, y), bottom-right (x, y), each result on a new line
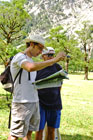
top-left (25, 35), bottom-right (45, 47)
top-left (42, 47), bottom-right (55, 55)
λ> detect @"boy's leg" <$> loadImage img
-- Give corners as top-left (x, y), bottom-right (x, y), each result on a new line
top-left (46, 126), bottom-right (55, 140)
top-left (46, 110), bottom-right (61, 140)
top-left (35, 105), bottom-right (46, 140)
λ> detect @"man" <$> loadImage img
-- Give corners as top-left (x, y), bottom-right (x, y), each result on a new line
top-left (8, 35), bottom-right (66, 140)
top-left (35, 47), bottom-right (63, 140)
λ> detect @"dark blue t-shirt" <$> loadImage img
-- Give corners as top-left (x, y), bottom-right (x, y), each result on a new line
top-left (36, 63), bottom-right (62, 110)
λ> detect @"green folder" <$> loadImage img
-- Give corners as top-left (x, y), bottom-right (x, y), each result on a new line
top-left (32, 70), bottom-right (69, 89)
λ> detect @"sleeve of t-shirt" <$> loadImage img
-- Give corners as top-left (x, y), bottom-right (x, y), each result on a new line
top-left (55, 63), bottom-right (62, 71)
top-left (15, 53), bottom-right (29, 67)
top-left (55, 63), bottom-right (63, 85)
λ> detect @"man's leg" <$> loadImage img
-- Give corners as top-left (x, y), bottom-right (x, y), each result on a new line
top-left (8, 131), bottom-right (32, 140)
top-left (35, 130), bottom-right (43, 140)
top-left (46, 126), bottom-right (55, 140)
top-left (23, 131), bottom-right (32, 140)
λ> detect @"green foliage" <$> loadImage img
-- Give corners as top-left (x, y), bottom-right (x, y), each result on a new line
top-left (46, 26), bottom-right (67, 53)
top-left (76, 21), bottom-right (93, 44)
top-left (0, 0), bottom-right (30, 43)
top-left (46, 24), bottom-right (93, 73)
top-left (46, 26), bottom-right (83, 72)
top-left (47, 26), bottom-right (78, 54)
top-left (0, 0), bottom-right (31, 64)
top-left (88, 58), bottom-right (93, 71)
top-left (11, 0), bottom-right (27, 7)
top-left (76, 21), bottom-right (93, 77)
top-left (0, 41), bottom-right (21, 65)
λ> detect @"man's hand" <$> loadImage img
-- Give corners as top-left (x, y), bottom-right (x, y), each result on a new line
top-left (55, 52), bottom-right (66, 62)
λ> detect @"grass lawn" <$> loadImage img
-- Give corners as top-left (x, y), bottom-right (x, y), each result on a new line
top-left (0, 65), bottom-right (93, 140)
top-left (60, 72), bottom-right (93, 140)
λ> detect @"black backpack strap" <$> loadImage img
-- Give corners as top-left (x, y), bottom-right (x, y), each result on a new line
top-left (28, 72), bottom-right (31, 81)
top-left (13, 54), bottom-right (31, 84)
top-left (19, 69), bottom-right (23, 84)
top-left (13, 68), bottom-right (31, 84)
top-left (24, 53), bottom-right (31, 81)
top-left (8, 104), bottom-right (11, 129)
top-left (13, 68), bottom-right (23, 84)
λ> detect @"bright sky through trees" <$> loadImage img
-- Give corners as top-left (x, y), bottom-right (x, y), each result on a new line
top-left (0, 0), bottom-right (10, 1)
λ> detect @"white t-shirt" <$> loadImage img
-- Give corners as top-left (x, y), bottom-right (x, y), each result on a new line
top-left (10, 53), bottom-right (38, 103)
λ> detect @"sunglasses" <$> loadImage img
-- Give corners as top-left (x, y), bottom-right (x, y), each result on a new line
top-left (46, 54), bottom-right (54, 57)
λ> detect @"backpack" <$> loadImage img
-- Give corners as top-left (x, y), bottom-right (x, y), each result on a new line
top-left (1, 64), bottom-right (23, 93)
top-left (0, 54), bottom-right (30, 93)
top-left (1, 65), bottom-right (13, 93)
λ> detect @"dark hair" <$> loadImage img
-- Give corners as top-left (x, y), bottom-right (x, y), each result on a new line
top-left (26, 42), bottom-right (38, 48)
top-left (26, 42), bottom-right (31, 48)
top-left (34, 42), bottom-right (38, 45)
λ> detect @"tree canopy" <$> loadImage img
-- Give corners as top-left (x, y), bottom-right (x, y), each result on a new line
top-left (0, 0), bottom-right (30, 65)
top-left (46, 26), bottom-right (83, 72)
top-left (76, 21), bottom-right (93, 79)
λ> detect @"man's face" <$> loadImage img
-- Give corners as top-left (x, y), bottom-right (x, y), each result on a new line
top-left (30, 42), bottom-right (44, 57)
top-left (42, 54), bottom-right (54, 61)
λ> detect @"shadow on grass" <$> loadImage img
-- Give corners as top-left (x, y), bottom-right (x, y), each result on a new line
top-left (15, 133), bottom-right (35, 140)
top-left (88, 79), bottom-right (93, 80)
top-left (3, 130), bottom-right (93, 140)
top-left (61, 134), bottom-right (93, 140)
top-left (70, 72), bottom-right (85, 75)
top-left (11, 133), bottom-right (93, 140)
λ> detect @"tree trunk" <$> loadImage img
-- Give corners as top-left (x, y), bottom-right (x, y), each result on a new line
top-left (65, 59), bottom-right (69, 73)
top-left (84, 66), bottom-right (88, 80)
top-left (84, 43), bottom-right (88, 80)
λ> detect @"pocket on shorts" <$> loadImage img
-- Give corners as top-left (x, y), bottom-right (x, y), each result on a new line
top-left (11, 119), bottom-right (25, 137)
top-left (11, 104), bottom-right (28, 137)
top-left (12, 103), bottom-right (27, 120)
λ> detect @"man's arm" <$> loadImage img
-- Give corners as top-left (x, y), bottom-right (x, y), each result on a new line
top-left (21, 52), bottom-right (66, 72)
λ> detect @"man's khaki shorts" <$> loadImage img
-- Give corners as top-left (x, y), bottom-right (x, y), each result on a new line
top-left (10, 102), bottom-right (40, 138)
